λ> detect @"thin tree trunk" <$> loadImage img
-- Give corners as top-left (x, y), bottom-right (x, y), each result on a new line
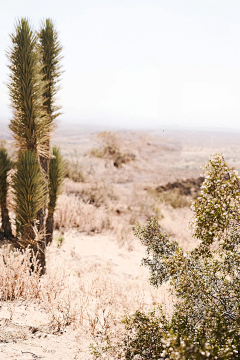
top-left (37, 150), bottom-right (49, 275)
top-left (33, 238), bottom-right (46, 276)
top-left (22, 225), bottom-right (46, 275)
top-left (46, 211), bottom-right (54, 246)
top-left (37, 145), bottom-right (50, 237)
top-left (1, 198), bottom-right (12, 238)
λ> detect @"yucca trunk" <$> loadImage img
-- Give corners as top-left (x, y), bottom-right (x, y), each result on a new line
top-left (1, 198), bottom-right (12, 238)
top-left (0, 146), bottom-right (13, 238)
top-left (46, 146), bottom-right (65, 245)
top-left (38, 19), bottom-right (63, 235)
top-left (46, 211), bottom-right (54, 246)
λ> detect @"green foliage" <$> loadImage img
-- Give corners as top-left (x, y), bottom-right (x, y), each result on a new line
top-left (120, 307), bottom-right (168, 359)
top-left (97, 154), bottom-right (240, 359)
top-left (0, 143), bottom-right (12, 203)
top-left (133, 217), bottom-right (179, 286)
top-left (39, 18), bottom-right (63, 123)
top-left (7, 18), bottom-right (50, 157)
top-left (48, 146), bottom-right (65, 213)
top-left (190, 153), bottom-right (240, 253)
top-left (12, 150), bottom-right (47, 235)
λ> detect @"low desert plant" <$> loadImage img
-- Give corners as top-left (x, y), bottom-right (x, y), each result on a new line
top-left (0, 245), bottom-right (41, 300)
top-left (54, 233), bottom-right (65, 247)
top-left (156, 190), bottom-right (191, 208)
top-left (64, 149), bottom-right (85, 182)
top-left (54, 194), bottom-right (108, 233)
top-left (96, 153), bottom-right (240, 359)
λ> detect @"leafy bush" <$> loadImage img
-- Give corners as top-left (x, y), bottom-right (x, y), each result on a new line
top-left (94, 154), bottom-right (240, 359)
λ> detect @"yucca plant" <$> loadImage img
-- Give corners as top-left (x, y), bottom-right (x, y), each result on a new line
top-left (0, 144), bottom-right (13, 238)
top-left (7, 18), bottom-right (51, 272)
top-left (46, 146), bottom-right (65, 245)
top-left (39, 18), bottom-right (62, 132)
top-left (12, 150), bottom-right (47, 272)
top-left (37, 19), bottom-right (63, 233)
top-left (7, 18), bottom-right (50, 156)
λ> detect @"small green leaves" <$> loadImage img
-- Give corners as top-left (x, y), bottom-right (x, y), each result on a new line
top-left (190, 153), bottom-right (240, 251)
top-left (129, 154), bottom-right (240, 359)
top-left (133, 217), bottom-right (179, 286)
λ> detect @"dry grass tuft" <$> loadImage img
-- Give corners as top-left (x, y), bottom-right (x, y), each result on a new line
top-left (0, 243), bottom-right (175, 336)
top-left (54, 194), bottom-right (108, 233)
top-left (0, 245), bottom-right (41, 300)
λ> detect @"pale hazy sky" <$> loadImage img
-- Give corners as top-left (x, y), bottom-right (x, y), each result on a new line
top-left (0, 0), bottom-right (240, 130)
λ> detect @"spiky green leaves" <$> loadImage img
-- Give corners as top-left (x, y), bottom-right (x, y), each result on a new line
top-left (48, 146), bottom-right (65, 214)
top-left (7, 18), bottom-right (50, 157)
top-left (39, 19), bottom-right (63, 123)
top-left (12, 151), bottom-right (47, 234)
top-left (0, 144), bottom-right (12, 203)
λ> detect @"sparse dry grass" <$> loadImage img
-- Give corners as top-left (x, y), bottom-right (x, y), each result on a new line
top-left (0, 245), bottom-right (41, 301)
top-left (0, 242), bottom-right (175, 340)
top-left (54, 193), bottom-right (108, 233)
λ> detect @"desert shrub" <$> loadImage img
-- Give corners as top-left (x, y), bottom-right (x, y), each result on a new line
top-left (97, 154), bottom-right (240, 359)
top-left (0, 245), bottom-right (41, 300)
top-left (90, 132), bottom-right (135, 168)
top-left (54, 194), bottom-right (108, 233)
top-left (120, 307), bottom-right (168, 359)
top-left (156, 190), bottom-right (191, 208)
top-left (54, 234), bottom-right (65, 247)
top-left (64, 149), bottom-right (85, 182)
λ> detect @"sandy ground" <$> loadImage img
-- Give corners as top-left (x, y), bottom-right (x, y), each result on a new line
top-left (0, 233), bottom-right (166, 360)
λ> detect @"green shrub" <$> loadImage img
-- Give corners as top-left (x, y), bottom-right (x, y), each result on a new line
top-left (95, 154), bottom-right (240, 359)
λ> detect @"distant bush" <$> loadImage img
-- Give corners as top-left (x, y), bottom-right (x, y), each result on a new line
top-left (152, 177), bottom-right (205, 209)
top-left (64, 149), bottom-right (85, 182)
top-left (90, 132), bottom-right (135, 168)
top-left (156, 190), bottom-right (191, 208)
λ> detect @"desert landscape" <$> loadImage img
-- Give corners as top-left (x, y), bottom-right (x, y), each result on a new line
top-left (0, 125), bottom-right (240, 359)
